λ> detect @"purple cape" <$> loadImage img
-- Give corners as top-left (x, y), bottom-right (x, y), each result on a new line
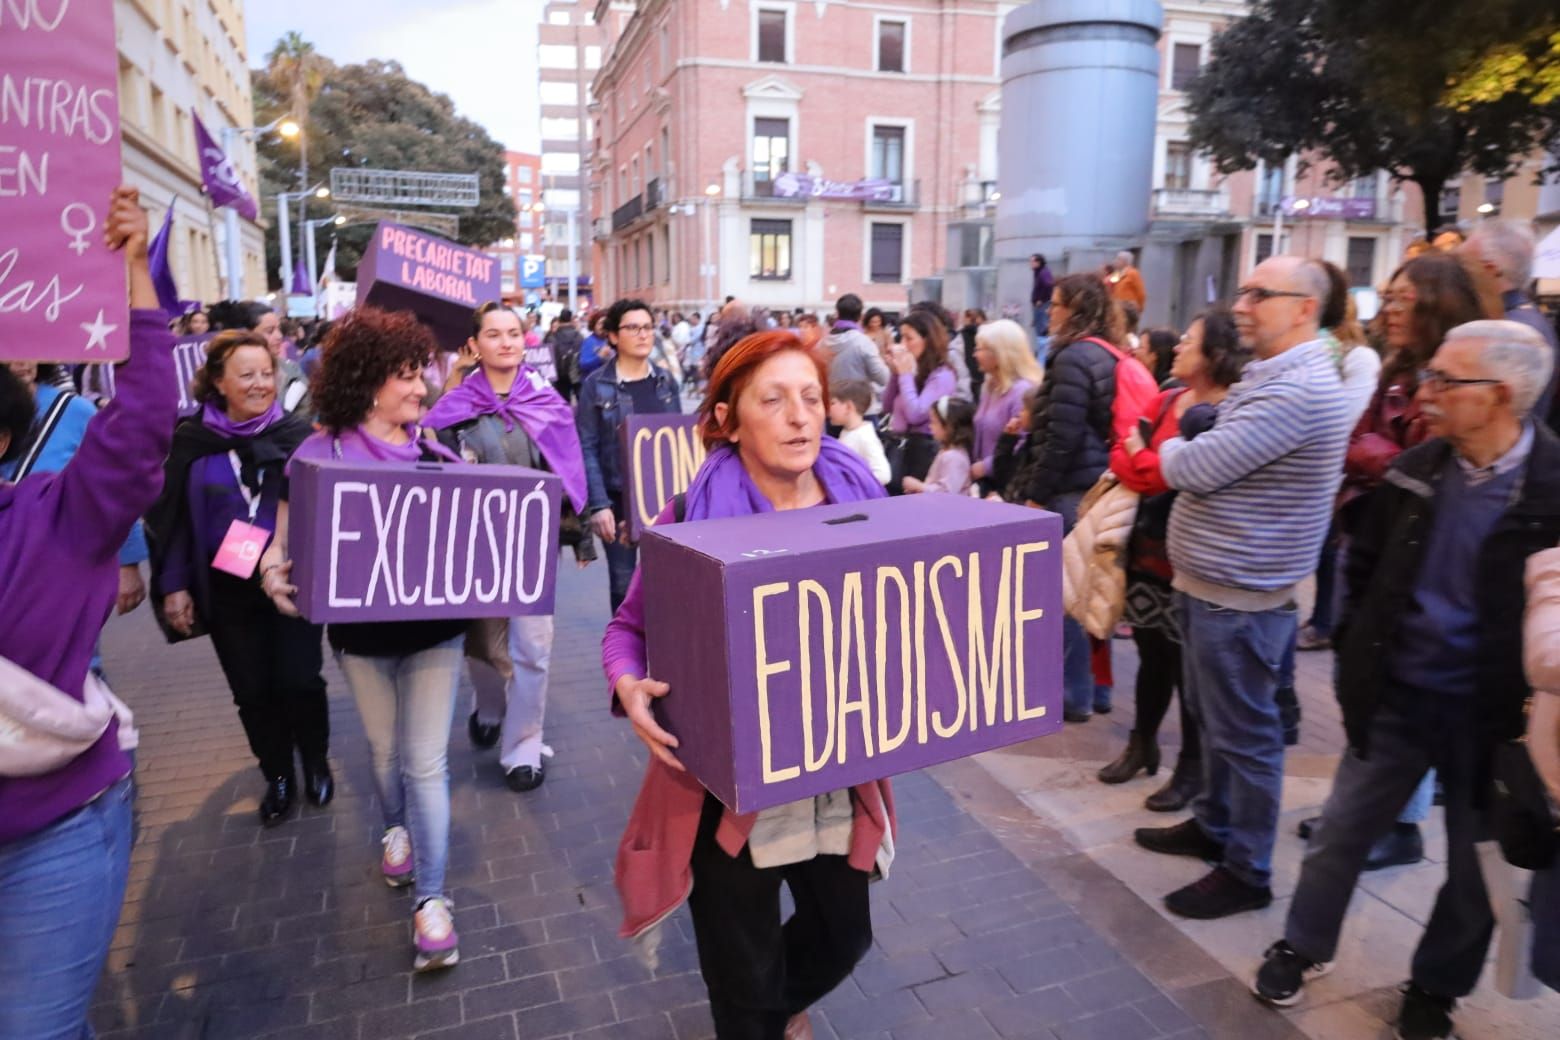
top-left (287, 424), bottom-right (462, 474)
top-left (682, 437), bottom-right (887, 522)
top-left (201, 400), bottom-right (281, 438)
top-left (423, 366), bottom-right (589, 513)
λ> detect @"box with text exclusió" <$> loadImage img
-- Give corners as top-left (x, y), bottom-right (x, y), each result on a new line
top-left (288, 458), bottom-right (561, 623)
top-left (639, 494), bottom-right (1063, 812)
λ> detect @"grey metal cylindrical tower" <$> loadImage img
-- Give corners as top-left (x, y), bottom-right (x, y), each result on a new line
top-left (994, 0), bottom-right (1162, 314)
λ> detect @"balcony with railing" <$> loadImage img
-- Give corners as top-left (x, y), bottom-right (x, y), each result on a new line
top-left (644, 177), bottom-right (665, 210)
top-left (611, 194), bottom-right (643, 231)
top-left (1153, 187), bottom-right (1231, 219)
top-left (741, 172), bottom-right (808, 203)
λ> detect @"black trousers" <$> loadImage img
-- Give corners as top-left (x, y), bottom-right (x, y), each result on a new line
top-left (687, 796), bottom-right (873, 1040)
top-left (206, 571), bottom-right (330, 780)
top-left (1132, 626), bottom-right (1200, 761)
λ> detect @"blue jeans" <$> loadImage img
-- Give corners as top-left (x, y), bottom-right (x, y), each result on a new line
top-left (0, 777), bottom-right (133, 1040)
top-left (1051, 491), bottom-right (1094, 716)
top-left (339, 638), bottom-right (462, 903)
top-left (604, 495), bottom-right (639, 614)
top-left (1178, 592), bottom-right (1296, 888)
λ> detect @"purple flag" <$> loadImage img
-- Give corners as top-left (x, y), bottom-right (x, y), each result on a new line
top-left (193, 115), bottom-right (258, 221)
top-left (291, 254), bottom-right (311, 295)
top-left (148, 200), bottom-right (180, 315)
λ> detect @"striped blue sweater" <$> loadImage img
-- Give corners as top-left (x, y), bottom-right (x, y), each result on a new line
top-left (1160, 339), bottom-right (1352, 607)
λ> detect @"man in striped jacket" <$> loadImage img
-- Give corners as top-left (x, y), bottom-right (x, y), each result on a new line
top-left (1133, 256), bottom-right (1352, 920)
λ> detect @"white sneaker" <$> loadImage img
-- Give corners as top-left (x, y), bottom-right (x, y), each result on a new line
top-left (380, 826), bottom-right (414, 888)
top-left (413, 896), bottom-right (460, 972)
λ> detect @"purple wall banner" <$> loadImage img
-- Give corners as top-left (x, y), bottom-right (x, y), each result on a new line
top-left (771, 172), bottom-right (897, 202)
top-left (356, 221), bottom-right (501, 350)
top-left (640, 495), bottom-right (1064, 812)
top-left (0, 0), bottom-right (129, 362)
top-left (1281, 195), bottom-right (1378, 221)
top-left (288, 458), bottom-right (562, 623)
top-left (619, 414), bottom-right (704, 540)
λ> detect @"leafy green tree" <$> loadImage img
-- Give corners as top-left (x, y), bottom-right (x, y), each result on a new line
top-left (252, 43), bottom-right (512, 288)
top-left (1185, 1), bottom-right (1560, 233)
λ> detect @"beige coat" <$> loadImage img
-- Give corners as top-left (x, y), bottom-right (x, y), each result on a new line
top-left (1523, 547), bottom-right (1560, 806)
top-left (1062, 472), bottom-right (1140, 640)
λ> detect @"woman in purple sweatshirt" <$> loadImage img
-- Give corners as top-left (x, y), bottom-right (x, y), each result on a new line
top-left (0, 188), bottom-right (177, 1039)
top-left (879, 310), bottom-right (958, 494)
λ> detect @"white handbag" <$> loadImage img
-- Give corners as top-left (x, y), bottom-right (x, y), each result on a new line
top-left (0, 655), bottom-right (136, 777)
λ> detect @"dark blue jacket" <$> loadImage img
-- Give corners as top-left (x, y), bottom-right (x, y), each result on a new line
top-left (575, 359), bottom-right (682, 512)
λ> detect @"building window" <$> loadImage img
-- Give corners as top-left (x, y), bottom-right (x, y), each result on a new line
top-left (517, 166), bottom-right (532, 184)
top-left (1171, 43), bottom-right (1201, 91)
top-left (1350, 172), bottom-right (1380, 199)
top-left (877, 20), bottom-right (906, 73)
top-left (538, 44), bottom-right (577, 69)
top-left (1346, 237), bottom-right (1376, 287)
top-left (752, 117), bottom-right (790, 193)
top-left (750, 219), bottom-right (792, 279)
top-left (1164, 142), bottom-right (1192, 191)
top-left (1257, 163), bottom-right (1284, 215)
top-left (871, 125), bottom-right (905, 185)
top-left (1439, 182), bottom-right (1462, 222)
top-left (870, 223), bottom-right (904, 283)
top-left (757, 9), bottom-right (788, 63)
top-left (1255, 233), bottom-right (1275, 265)
top-left (1484, 178), bottom-right (1505, 214)
top-left (646, 232), bottom-right (655, 285)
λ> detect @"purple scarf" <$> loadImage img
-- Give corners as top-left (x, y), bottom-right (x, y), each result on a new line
top-left (201, 400), bottom-right (281, 438)
top-left (682, 437), bottom-right (886, 522)
top-left (288, 424), bottom-right (461, 474)
top-left (831, 320), bottom-right (862, 333)
top-left (422, 365), bottom-right (589, 512)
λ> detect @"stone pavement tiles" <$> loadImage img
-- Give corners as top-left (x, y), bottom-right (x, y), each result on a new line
top-left (975, 629), bottom-right (1560, 1040)
top-left (92, 561), bottom-right (1297, 1040)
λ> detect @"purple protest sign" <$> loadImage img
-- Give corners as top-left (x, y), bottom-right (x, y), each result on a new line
top-left (287, 458), bottom-right (562, 623)
top-left (356, 221), bottom-right (501, 350)
top-left (640, 495), bottom-right (1064, 813)
top-left (171, 333), bottom-right (211, 415)
top-left (771, 172), bottom-right (897, 202)
top-left (0, 0), bottom-right (129, 362)
top-left (193, 116), bottom-right (257, 221)
top-left (619, 413), bottom-right (703, 540)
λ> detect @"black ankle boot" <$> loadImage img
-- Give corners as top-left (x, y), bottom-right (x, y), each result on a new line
top-left (260, 775), bottom-right (296, 826)
top-left (303, 758), bottom-right (334, 807)
top-left (1145, 755), bottom-right (1201, 812)
top-left (1098, 731), bottom-right (1160, 784)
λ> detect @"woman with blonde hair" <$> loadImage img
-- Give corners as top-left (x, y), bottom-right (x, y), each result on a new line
top-left (969, 319), bottom-right (1042, 496)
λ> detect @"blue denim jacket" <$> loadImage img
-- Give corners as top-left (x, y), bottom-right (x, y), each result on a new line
top-left (575, 359), bottom-right (682, 511)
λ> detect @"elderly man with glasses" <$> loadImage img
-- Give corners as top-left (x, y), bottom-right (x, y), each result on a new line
top-left (1251, 320), bottom-right (1560, 1040)
top-left (1133, 256), bottom-right (1353, 919)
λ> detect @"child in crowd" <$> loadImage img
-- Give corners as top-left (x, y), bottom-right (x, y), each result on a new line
top-left (903, 396), bottom-right (974, 495)
top-left (828, 378), bottom-right (890, 485)
top-left (984, 388), bottom-right (1037, 499)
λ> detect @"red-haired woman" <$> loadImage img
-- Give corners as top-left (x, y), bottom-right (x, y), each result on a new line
top-left (602, 331), bottom-right (895, 1040)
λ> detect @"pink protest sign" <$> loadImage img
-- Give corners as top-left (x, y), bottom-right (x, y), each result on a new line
top-left (0, 0), bottom-right (130, 362)
top-left (356, 221), bottom-right (501, 351)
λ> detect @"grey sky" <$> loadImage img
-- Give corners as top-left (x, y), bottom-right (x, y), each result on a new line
top-left (245, 0), bottom-right (544, 153)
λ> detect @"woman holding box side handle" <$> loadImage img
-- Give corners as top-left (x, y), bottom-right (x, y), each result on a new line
top-left (424, 300), bottom-right (596, 794)
top-left (146, 329), bottom-right (327, 827)
top-left (602, 330), bottom-right (896, 1040)
top-left (0, 187), bottom-right (177, 1040)
top-left (261, 307), bottom-right (469, 975)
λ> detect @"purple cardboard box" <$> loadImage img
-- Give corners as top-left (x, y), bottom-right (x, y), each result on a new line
top-left (355, 222), bottom-right (501, 350)
top-left (288, 458), bottom-right (561, 622)
top-left (640, 494), bottom-right (1063, 812)
top-left (619, 414), bottom-right (705, 539)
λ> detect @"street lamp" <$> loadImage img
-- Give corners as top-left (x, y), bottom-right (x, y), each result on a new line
top-left (218, 114), bottom-right (300, 299)
top-left (534, 196), bottom-right (580, 313)
top-left (702, 182), bottom-right (721, 313)
top-left (275, 181), bottom-right (329, 292)
top-left (302, 216), bottom-right (340, 296)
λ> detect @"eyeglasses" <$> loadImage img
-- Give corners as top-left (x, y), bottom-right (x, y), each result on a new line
top-left (1233, 286), bottom-right (1310, 304)
top-left (617, 323), bottom-right (655, 336)
top-left (1381, 292), bottom-right (1419, 311)
top-left (1417, 368), bottom-right (1503, 393)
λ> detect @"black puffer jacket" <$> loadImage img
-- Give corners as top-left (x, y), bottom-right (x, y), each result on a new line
top-left (1010, 337), bottom-right (1116, 506)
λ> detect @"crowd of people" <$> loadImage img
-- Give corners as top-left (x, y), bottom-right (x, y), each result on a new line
top-left (2, 187), bottom-right (1559, 1040)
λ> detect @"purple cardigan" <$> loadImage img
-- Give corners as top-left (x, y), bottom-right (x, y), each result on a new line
top-left (0, 311), bottom-right (177, 844)
top-left (974, 378), bottom-right (1035, 471)
top-left (881, 365), bottom-right (957, 436)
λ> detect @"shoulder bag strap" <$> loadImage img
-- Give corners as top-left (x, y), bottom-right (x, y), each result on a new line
top-left (12, 389), bottom-right (78, 481)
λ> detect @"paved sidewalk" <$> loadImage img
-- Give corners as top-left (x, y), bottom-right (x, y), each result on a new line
top-left (93, 561), bottom-right (1301, 1040)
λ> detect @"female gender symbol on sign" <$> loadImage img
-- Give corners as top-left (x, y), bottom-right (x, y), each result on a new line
top-left (61, 203), bottom-right (97, 256)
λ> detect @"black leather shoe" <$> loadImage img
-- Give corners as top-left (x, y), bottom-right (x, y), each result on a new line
top-left (1145, 756), bottom-right (1201, 812)
top-left (1165, 866), bottom-right (1272, 919)
top-left (1063, 708), bottom-right (1092, 724)
top-left (260, 776), bottom-right (295, 826)
top-left (1134, 818), bottom-right (1225, 861)
top-left (303, 758), bottom-right (334, 807)
top-left (1298, 815), bottom-right (1321, 841)
top-left (505, 764), bottom-right (545, 792)
top-left (468, 711), bottom-right (500, 750)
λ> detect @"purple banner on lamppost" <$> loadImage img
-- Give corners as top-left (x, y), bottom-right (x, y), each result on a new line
top-left (771, 172), bottom-right (899, 202)
top-left (287, 458), bottom-right (563, 623)
top-left (640, 495), bottom-right (1065, 813)
top-left (0, 0), bottom-right (130, 362)
top-left (356, 221), bottom-right (502, 350)
top-left (193, 116), bottom-right (259, 221)
top-left (619, 413), bottom-right (706, 540)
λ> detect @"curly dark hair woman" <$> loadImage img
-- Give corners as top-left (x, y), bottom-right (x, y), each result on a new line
top-left (310, 308), bottom-right (439, 432)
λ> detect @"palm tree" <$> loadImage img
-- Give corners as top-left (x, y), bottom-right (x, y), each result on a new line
top-left (265, 33), bottom-right (330, 242)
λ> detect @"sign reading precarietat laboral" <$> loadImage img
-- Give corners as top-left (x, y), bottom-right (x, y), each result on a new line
top-left (355, 221), bottom-right (501, 350)
top-left (288, 458), bottom-right (562, 623)
top-left (0, 0), bottom-right (130, 362)
top-left (620, 413), bottom-right (705, 540)
top-left (640, 495), bottom-right (1064, 813)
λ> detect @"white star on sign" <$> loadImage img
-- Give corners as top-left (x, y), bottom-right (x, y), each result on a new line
top-left (80, 309), bottom-right (118, 352)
